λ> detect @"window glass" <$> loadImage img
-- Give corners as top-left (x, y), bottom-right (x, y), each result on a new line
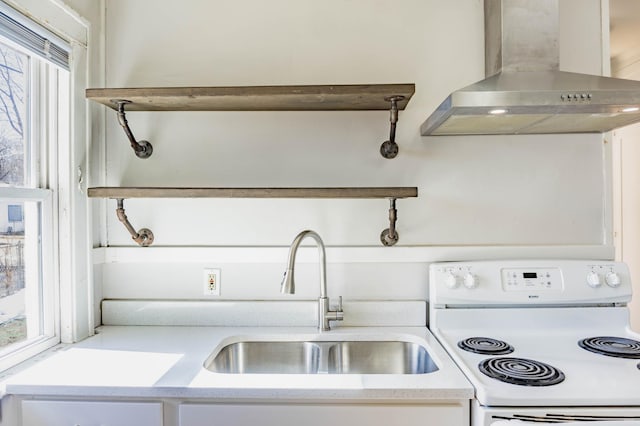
top-left (0, 202), bottom-right (25, 347)
top-left (0, 40), bottom-right (28, 350)
top-left (0, 41), bottom-right (26, 187)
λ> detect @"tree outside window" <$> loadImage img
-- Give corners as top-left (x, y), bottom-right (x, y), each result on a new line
top-left (0, 40), bottom-right (27, 348)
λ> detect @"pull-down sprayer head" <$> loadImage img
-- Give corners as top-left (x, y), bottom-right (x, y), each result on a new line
top-left (280, 230), bottom-right (327, 298)
top-left (280, 268), bottom-right (295, 294)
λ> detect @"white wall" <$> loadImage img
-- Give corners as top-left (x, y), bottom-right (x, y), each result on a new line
top-left (610, 0), bottom-right (640, 80)
top-left (610, 0), bottom-right (640, 331)
top-left (610, 1), bottom-right (640, 331)
top-left (96, 0), bottom-right (611, 313)
top-left (613, 124), bottom-right (640, 331)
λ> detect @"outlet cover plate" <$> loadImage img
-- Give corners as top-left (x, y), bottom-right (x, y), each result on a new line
top-left (203, 268), bottom-right (221, 296)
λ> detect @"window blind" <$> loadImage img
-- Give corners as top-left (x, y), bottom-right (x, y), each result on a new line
top-left (0, 2), bottom-right (70, 70)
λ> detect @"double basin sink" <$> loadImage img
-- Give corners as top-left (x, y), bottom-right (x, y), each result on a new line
top-left (204, 339), bottom-right (439, 375)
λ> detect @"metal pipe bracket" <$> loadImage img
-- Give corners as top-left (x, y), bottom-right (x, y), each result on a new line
top-left (114, 100), bottom-right (153, 159)
top-left (380, 95), bottom-right (405, 159)
top-left (380, 198), bottom-right (399, 246)
top-left (115, 199), bottom-right (154, 246)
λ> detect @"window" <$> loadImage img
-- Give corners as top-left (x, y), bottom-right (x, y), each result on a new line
top-left (0, 3), bottom-right (70, 370)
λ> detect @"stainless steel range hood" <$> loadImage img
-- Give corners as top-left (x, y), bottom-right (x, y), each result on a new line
top-left (420, 0), bottom-right (640, 136)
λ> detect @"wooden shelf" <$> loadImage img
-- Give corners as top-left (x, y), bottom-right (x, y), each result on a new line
top-left (87, 187), bottom-right (418, 199)
top-left (85, 84), bottom-right (415, 111)
top-left (86, 84), bottom-right (418, 246)
top-left (90, 187), bottom-right (417, 247)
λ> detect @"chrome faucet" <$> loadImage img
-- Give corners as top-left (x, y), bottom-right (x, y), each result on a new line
top-left (281, 230), bottom-right (344, 331)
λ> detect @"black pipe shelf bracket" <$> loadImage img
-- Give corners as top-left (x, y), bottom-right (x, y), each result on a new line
top-left (380, 95), bottom-right (405, 159)
top-left (380, 197), bottom-right (399, 246)
top-left (115, 198), bottom-right (154, 247)
top-left (115, 100), bottom-right (153, 159)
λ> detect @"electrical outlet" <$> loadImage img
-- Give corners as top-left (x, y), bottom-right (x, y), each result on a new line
top-left (203, 268), bottom-right (221, 296)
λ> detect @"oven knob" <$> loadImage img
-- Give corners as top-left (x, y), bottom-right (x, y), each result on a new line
top-left (463, 273), bottom-right (478, 289)
top-left (445, 272), bottom-right (460, 289)
top-left (605, 272), bottom-right (621, 288)
top-left (586, 271), bottom-right (601, 288)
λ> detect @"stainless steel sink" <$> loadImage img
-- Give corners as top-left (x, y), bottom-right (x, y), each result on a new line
top-left (205, 341), bottom-right (321, 374)
top-left (327, 341), bottom-right (438, 374)
top-left (204, 339), bottom-right (439, 375)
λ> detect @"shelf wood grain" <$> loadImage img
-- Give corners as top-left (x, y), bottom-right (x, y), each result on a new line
top-left (85, 84), bottom-right (415, 111)
top-left (87, 187), bottom-right (418, 199)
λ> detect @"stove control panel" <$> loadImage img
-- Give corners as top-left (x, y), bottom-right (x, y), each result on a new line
top-left (501, 267), bottom-right (562, 292)
top-left (429, 260), bottom-right (632, 306)
top-left (438, 266), bottom-right (480, 290)
top-left (587, 264), bottom-right (621, 288)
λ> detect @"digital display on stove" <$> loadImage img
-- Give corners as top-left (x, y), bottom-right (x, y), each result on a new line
top-left (502, 267), bottom-right (562, 291)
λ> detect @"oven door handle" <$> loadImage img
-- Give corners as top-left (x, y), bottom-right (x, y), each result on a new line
top-left (492, 419), bottom-right (640, 425)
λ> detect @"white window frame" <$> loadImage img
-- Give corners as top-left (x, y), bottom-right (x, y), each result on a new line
top-left (0, 0), bottom-right (91, 370)
top-left (0, 33), bottom-right (68, 369)
top-left (0, 189), bottom-right (58, 371)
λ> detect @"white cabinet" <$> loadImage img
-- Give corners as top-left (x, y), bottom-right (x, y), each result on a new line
top-left (21, 400), bottom-right (163, 426)
top-left (178, 402), bottom-right (469, 426)
top-left (18, 398), bottom-right (470, 426)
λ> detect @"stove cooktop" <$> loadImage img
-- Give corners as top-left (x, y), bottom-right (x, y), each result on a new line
top-left (429, 260), bottom-right (640, 407)
top-left (458, 337), bottom-right (514, 355)
top-left (431, 307), bottom-right (640, 406)
top-left (478, 356), bottom-right (565, 387)
top-left (456, 335), bottom-right (640, 388)
top-left (578, 336), bottom-right (640, 359)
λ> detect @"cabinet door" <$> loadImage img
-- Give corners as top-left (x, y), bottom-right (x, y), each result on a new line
top-left (179, 402), bottom-right (468, 426)
top-left (22, 400), bottom-right (163, 426)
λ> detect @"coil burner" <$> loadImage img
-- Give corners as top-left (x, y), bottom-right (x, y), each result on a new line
top-left (458, 337), bottom-right (514, 355)
top-left (479, 357), bottom-right (565, 387)
top-left (578, 336), bottom-right (640, 359)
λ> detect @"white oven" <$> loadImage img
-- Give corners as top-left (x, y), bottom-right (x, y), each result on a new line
top-left (428, 260), bottom-right (640, 426)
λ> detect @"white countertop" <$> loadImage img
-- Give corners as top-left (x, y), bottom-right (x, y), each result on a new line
top-left (4, 326), bottom-right (473, 402)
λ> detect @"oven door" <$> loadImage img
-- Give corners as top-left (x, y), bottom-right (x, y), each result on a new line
top-left (492, 421), bottom-right (640, 425)
top-left (475, 402), bottom-right (640, 426)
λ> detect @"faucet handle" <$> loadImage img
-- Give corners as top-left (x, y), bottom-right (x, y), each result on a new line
top-left (334, 296), bottom-right (344, 323)
top-left (321, 296), bottom-right (344, 330)
top-left (331, 296), bottom-right (343, 314)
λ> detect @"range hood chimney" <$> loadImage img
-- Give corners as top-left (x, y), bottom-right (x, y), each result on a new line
top-left (421, 0), bottom-right (640, 136)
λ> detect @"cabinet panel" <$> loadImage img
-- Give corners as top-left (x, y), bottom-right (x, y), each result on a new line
top-left (21, 400), bottom-right (163, 426)
top-left (179, 402), bottom-right (468, 426)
